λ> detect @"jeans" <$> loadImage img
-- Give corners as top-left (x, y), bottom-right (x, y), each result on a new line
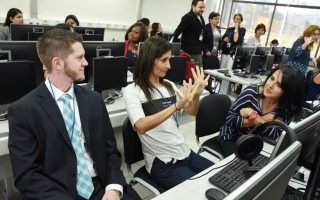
top-left (150, 150), bottom-right (214, 189)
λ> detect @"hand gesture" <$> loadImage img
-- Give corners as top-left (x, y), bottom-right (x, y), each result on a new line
top-left (240, 108), bottom-right (255, 118)
top-left (175, 78), bottom-right (198, 110)
top-left (191, 65), bottom-right (210, 97)
top-left (304, 36), bottom-right (313, 45)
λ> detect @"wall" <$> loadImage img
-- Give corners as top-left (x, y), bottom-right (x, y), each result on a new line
top-left (0, 0), bottom-right (218, 41)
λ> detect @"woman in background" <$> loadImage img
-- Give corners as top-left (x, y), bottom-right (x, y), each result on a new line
top-left (220, 13), bottom-right (246, 69)
top-left (306, 57), bottom-right (320, 101)
top-left (124, 22), bottom-right (148, 70)
top-left (288, 25), bottom-right (320, 74)
top-left (246, 23), bottom-right (266, 47)
top-left (219, 65), bottom-right (305, 157)
top-left (0, 8), bottom-right (24, 40)
top-left (65, 14), bottom-right (79, 26)
top-left (202, 12), bottom-right (222, 69)
top-left (150, 22), bottom-right (164, 37)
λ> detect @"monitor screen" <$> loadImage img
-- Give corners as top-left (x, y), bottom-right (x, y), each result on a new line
top-left (171, 42), bottom-right (181, 57)
top-left (0, 60), bottom-right (37, 105)
top-left (271, 46), bottom-right (286, 65)
top-left (290, 111), bottom-right (320, 169)
top-left (10, 24), bottom-right (54, 41)
top-left (0, 50), bottom-right (12, 61)
top-left (225, 141), bottom-right (301, 200)
top-left (232, 46), bottom-right (255, 71)
top-left (254, 46), bottom-right (269, 56)
top-left (0, 41), bottom-right (43, 85)
top-left (74, 26), bottom-right (105, 41)
top-left (253, 47), bottom-right (275, 74)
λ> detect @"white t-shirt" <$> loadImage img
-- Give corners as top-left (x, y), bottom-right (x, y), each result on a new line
top-left (123, 80), bottom-right (190, 173)
top-left (246, 35), bottom-right (261, 47)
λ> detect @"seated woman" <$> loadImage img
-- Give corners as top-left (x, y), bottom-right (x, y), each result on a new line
top-left (0, 8), bottom-right (24, 40)
top-left (306, 57), bottom-right (320, 101)
top-left (124, 22), bottom-right (148, 71)
top-left (123, 37), bottom-right (213, 189)
top-left (219, 65), bottom-right (305, 157)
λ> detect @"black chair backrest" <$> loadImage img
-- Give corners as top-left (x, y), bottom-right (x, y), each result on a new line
top-left (196, 94), bottom-right (231, 137)
top-left (93, 56), bottom-right (128, 92)
top-left (122, 118), bottom-right (144, 165)
top-left (165, 56), bottom-right (186, 83)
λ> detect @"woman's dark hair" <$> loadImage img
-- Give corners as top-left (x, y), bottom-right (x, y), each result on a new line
top-left (124, 22), bottom-right (148, 42)
top-left (139, 18), bottom-right (150, 27)
top-left (133, 36), bottom-right (174, 101)
top-left (260, 65), bottom-right (305, 120)
top-left (65, 14), bottom-right (79, 26)
top-left (4, 8), bottom-right (22, 26)
top-left (55, 23), bottom-right (73, 32)
top-left (271, 39), bottom-right (279, 46)
top-left (255, 23), bottom-right (266, 34)
top-left (208, 12), bottom-right (220, 21)
top-left (150, 23), bottom-right (160, 36)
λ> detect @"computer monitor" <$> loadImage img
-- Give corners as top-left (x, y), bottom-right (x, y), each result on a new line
top-left (74, 26), bottom-right (105, 41)
top-left (254, 46), bottom-right (275, 74)
top-left (225, 141), bottom-right (301, 200)
top-left (81, 41), bottom-right (125, 84)
top-left (10, 24), bottom-right (54, 41)
top-left (0, 41), bottom-right (43, 85)
top-left (304, 147), bottom-right (320, 200)
top-left (171, 42), bottom-right (181, 56)
top-left (271, 46), bottom-right (286, 65)
top-left (232, 46), bottom-right (255, 71)
top-left (0, 60), bottom-right (37, 105)
top-left (290, 111), bottom-right (320, 169)
top-left (0, 50), bottom-right (12, 61)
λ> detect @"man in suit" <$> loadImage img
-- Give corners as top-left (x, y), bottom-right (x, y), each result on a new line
top-left (8, 29), bottom-right (140, 200)
top-left (172, 0), bottom-right (205, 67)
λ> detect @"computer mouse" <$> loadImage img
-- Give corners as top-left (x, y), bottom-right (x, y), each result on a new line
top-left (205, 188), bottom-right (227, 200)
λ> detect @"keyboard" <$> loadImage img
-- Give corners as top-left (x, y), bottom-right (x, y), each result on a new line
top-left (208, 154), bottom-right (269, 193)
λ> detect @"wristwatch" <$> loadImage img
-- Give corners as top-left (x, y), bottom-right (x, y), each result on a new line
top-left (249, 111), bottom-right (258, 120)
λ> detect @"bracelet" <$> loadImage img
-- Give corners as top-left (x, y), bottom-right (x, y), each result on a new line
top-left (174, 103), bottom-right (181, 111)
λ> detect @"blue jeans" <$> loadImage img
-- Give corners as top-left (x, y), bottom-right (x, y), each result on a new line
top-left (150, 150), bottom-right (214, 189)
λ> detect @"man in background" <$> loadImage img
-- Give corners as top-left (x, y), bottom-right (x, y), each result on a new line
top-left (172, 0), bottom-right (205, 67)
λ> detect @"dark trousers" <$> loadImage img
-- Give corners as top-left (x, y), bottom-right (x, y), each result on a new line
top-left (76, 177), bottom-right (141, 200)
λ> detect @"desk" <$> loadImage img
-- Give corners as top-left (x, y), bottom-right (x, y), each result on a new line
top-left (153, 142), bottom-right (274, 200)
top-left (204, 69), bottom-right (266, 96)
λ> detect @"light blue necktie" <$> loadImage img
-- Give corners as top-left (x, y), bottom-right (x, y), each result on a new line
top-left (60, 93), bottom-right (94, 199)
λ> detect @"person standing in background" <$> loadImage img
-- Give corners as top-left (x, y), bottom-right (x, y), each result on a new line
top-left (220, 13), bottom-right (246, 69)
top-left (288, 25), bottom-right (320, 74)
top-left (172, 0), bottom-right (206, 67)
top-left (65, 14), bottom-right (80, 26)
top-left (269, 39), bottom-right (279, 52)
top-left (0, 8), bottom-right (24, 40)
top-left (202, 12), bottom-right (222, 69)
top-left (246, 23), bottom-right (266, 47)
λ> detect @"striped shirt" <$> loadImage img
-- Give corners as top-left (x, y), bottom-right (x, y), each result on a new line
top-left (219, 85), bottom-right (295, 141)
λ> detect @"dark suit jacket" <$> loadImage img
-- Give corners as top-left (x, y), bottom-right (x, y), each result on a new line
top-left (8, 83), bottom-right (126, 200)
top-left (173, 10), bottom-right (205, 54)
top-left (202, 23), bottom-right (222, 54)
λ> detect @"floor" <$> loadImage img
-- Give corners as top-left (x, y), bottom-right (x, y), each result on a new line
top-left (0, 106), bottom-right (220, 200)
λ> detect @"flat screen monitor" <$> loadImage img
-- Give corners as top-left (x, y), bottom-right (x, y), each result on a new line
top-left (171, 42), bottom-right (181, 56)
top-left (225, 141), bottom-right (301, 200)
top-left (290, 111), bottom-right (320, 169)
top-left (232, 46), bottom-right (255, 71)
top-left (162, 32), bottom-right (174, 41)
top-left (254, 46), bottom-right (275, 74)
top-left (0, 60), bottom-right (37, 105)
top-left (271, 46), bottom-right (286, 65)
top-left (74, 26), bottom-right (105, 41)
top-left (0, 50), bottom-right (12, 61)
top-left (93, 57), bottom-right (128, 92)
top-left (10, 24), bottom-right (54, 41)
top-left (0, 41), bottom-right (43, 85)
top-left (81, 42), bottom-right (125, 84)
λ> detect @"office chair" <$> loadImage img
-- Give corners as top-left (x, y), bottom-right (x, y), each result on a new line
top-left (93, 56), bottom-right (128, 104)
top-left (165, 56), bottom-right (186, 84)
top-left (121, 118), bottom-right (166, 196)
top-left (195, 94), bottom-right (231, 161)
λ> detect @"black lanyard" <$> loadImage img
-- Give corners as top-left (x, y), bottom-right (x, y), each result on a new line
top-left (153, 86), bottom-right (179, 128)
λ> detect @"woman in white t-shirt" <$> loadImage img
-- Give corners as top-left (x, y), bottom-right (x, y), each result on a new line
top-left (246, 23), bottom-right (266, 47)
top-left (123, 36), bottom-right (214, 190)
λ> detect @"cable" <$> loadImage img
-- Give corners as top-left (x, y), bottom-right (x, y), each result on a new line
top-left (188, 157), bottom-right (237, 180)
